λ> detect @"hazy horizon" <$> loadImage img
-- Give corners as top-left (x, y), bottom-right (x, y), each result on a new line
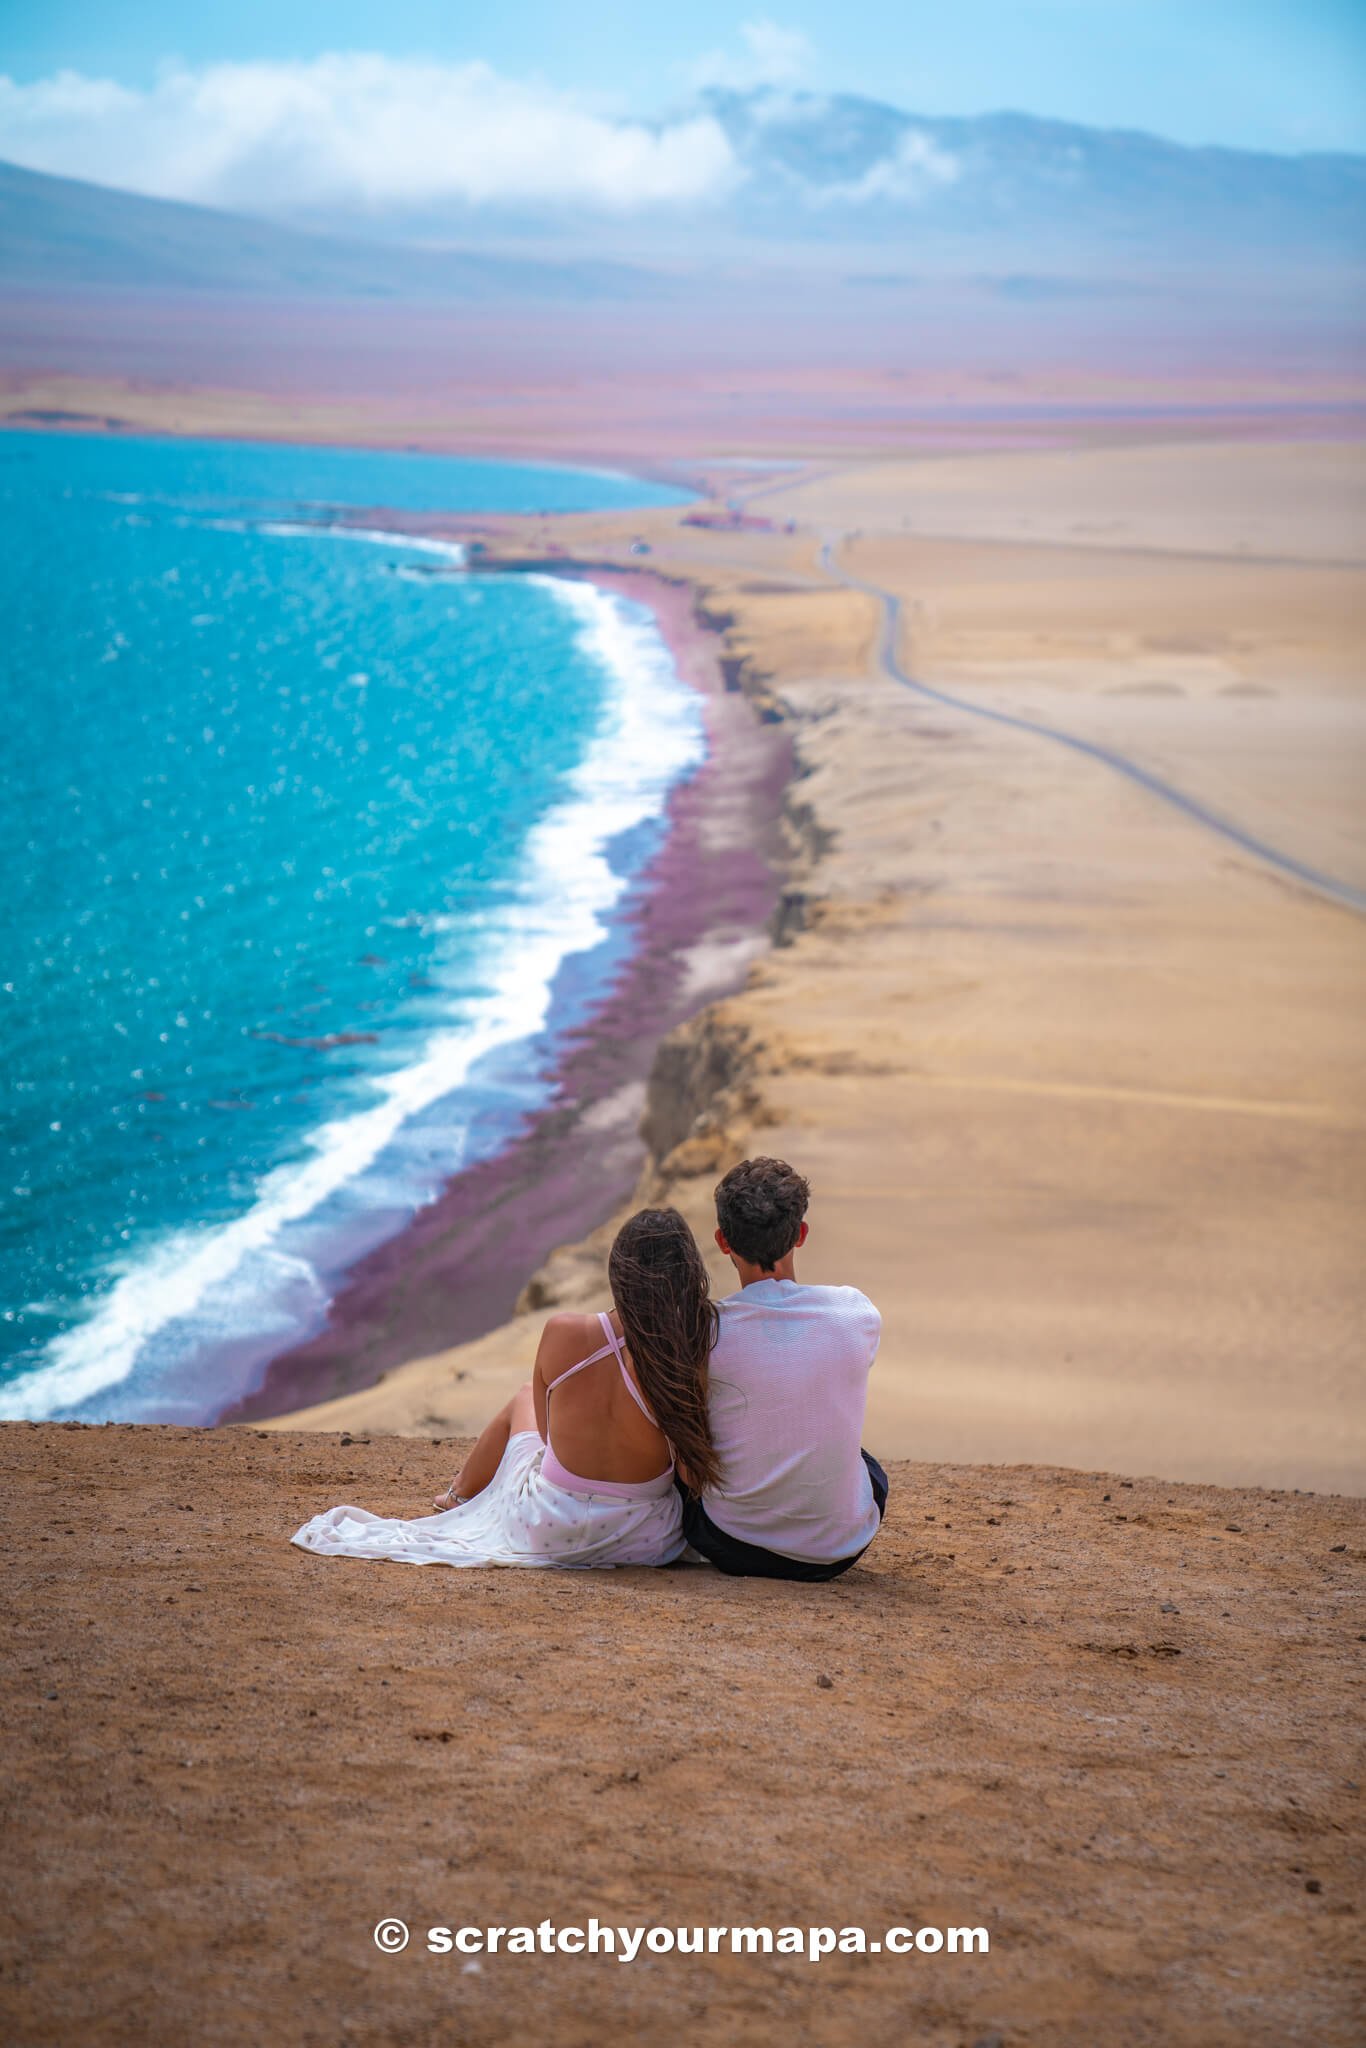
top-left (2, 12), bottom-right (1362, 416)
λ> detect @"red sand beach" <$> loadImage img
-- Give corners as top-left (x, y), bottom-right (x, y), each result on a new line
top-left (223, 567), bottom-right (791, 1422)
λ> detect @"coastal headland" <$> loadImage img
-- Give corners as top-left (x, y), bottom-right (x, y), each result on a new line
top-left (5, 38), bottom-right (1364, 2038)
top-left (2, 397), bottom-right (1363, 2044)
top-left (226, 427), bottom-right (1366, 1499)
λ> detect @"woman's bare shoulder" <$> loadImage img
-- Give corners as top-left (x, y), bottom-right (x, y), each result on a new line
top-left (536, 1309), bottom-right (611, 1366)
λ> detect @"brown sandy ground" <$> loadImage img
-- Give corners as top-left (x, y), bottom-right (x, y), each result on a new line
top-left (1, 1422), bottom-right (1362, 2047)
top-left (272, 437), bottom-right (1366, 1497)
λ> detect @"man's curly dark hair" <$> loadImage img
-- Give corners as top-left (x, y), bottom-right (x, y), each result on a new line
top-left (713, 1156), bottom-right (811, 1271)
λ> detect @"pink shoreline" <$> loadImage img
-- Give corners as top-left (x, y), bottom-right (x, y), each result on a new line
top-left (220, 562), bottom-right (791, 1424)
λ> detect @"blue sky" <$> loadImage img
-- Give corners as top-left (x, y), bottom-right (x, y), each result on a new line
top-left (2, 2), bottom-right (1364, 155)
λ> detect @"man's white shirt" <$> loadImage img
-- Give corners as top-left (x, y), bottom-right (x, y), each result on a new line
top-left (703, 1278), bottom-right (882, 1563)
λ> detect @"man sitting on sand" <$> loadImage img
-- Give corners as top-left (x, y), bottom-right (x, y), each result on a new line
top-left (679, 1156), bottom-right (887, 1581)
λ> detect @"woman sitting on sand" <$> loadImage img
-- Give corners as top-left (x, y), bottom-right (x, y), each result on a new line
top-left (291, 1208), bottom-right (719, 1570)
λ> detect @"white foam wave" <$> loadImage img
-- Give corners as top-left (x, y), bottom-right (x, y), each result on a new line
top-left (256, 522), bottom-right (467, 562)
top-left (2, 578), bottom-right (702, 1420)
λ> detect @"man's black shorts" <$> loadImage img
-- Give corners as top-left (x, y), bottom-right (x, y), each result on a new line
top-left (678, 1450), bottom-right (889, 1582)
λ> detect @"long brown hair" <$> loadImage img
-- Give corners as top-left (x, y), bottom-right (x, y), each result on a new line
top-left (608, 1207), bottom-right (721, 1491)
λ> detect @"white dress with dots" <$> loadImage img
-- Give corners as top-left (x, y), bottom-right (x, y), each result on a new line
top-left (291, 1317), bottom-right (684, 1570)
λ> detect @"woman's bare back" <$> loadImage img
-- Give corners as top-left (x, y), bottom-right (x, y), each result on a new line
top-left (534, 1310), bottom-right (671, 1486)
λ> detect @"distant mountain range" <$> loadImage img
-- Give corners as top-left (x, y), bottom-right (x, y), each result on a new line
top-left (700, 90), bottom-right (1366, 266)
top-left (260, 87), bottom-right (1366, 285)
top-left (3, 86), bottom-right (1364, 308)
top-left (0, 159), bottom-right (665, 302)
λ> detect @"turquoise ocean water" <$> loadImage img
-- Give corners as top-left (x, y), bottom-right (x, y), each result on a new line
top-left (0, 430), bottom-right (697, 1422)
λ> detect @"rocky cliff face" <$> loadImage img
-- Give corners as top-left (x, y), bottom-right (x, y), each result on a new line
top-left (516, 1002), bottom-right (777, 1313)
top-left (638, 1010), bottom-right (762, 1170)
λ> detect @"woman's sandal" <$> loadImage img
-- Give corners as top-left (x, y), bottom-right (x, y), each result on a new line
top-left (433, 1478), bottom-right (470, 1512)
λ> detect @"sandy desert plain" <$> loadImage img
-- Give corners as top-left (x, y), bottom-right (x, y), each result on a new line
top-left (3, 386), bottom-right (1364, 2045)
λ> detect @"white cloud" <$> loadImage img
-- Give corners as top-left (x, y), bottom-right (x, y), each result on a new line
top-left (0, 54), bottom-right (737, 215)
top-left (693, 19), bottom-right (815, 92)
top-left (814, 131), bottom-right (960, 205)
